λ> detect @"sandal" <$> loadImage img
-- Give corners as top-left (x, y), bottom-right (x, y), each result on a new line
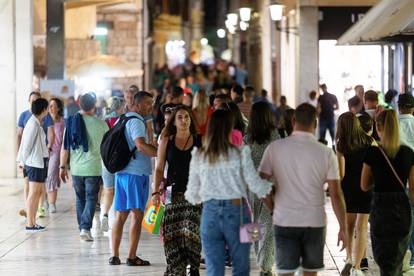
top-left (126, 256), bottom-right (151, 266)
top-left (108, 256), bottom-right (121, 265)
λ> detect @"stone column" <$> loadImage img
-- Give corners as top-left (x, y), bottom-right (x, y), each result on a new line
top-left (260, 0), bottom-right (272, 94)
top-left (0, 0), bottom-right (17, 177)
top-left (46, 0), bottom-right (65, 79)
top-left (247, 0), bottom-right (264, 92)
top-left (296, 6), bottom-right (319, 105)
top-left (16, 0), bottom-right (34, 115)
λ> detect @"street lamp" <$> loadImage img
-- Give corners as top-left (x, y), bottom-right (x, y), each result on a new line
top-left (240, 21), bottom-right (249, 31)
top-left (225, 19), bottom-right (233, 30)
top-left (217, 28), bottom-right (226, 38)
top-left (239, 7), bottom-right (251, 22)
top-left (269, 4), bottom-right (284, 21)
top-left (227, 13), bottom-right (238, 26)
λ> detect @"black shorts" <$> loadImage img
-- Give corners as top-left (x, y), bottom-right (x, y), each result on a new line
top-left (24, 159), bottom-right (48, 183)
top-left (274, 226), bottom-right (326, 273)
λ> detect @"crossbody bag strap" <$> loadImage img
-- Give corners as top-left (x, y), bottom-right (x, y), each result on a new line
top-left (238, 149), bottom-right (254, 225)
top-left (378, 146), bottom-right (405, 189)
top-left (239, 151), bottom-right (245, 226)
top-left (29, 123), bottom-right (41, 156)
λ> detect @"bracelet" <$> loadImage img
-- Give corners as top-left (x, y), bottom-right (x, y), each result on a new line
top-left (59, 165), bottom-right (66, 169)
top-left (151, 191), bottom-right (160, 196)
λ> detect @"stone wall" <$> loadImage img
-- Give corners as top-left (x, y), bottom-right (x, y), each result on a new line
top-left (97, 10), bottom-right (143, 91)
top-left (65, 39), bottom-right (101, 71)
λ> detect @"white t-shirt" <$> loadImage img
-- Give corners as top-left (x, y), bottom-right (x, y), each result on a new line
top-left (259, 131), bottom-right (339, 227)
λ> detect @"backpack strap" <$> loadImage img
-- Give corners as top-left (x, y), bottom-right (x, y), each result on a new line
top-left (122, 115), bottom-right (146, 159)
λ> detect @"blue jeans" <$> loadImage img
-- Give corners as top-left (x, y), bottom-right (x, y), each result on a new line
top-left (72, 176), bottom-right (101, 231)
top-left (201, 199), bottom-right (251, 276)
top-left (318, 118), bottom-right (335, 144)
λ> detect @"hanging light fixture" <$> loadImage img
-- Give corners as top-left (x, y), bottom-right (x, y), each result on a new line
top-left (227, 13), bottom-right (238, 26)
top-left (269, 2), bottom-right (284, 21)
top-left (239, 7), bottom-right (251, 22)
top-left (239, 21), bottom-right (249, 31)
top-left (225, 19), bottom-right (233, 30)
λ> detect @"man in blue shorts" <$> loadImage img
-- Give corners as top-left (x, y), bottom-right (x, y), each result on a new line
top-left (17, 91), bottom-right (55, 218)
top-left (109, 91), bottom-right (157, 266)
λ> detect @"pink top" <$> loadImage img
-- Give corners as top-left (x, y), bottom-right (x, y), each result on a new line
top-left (231, 129), bottom-right (243, 146)
top-left (52, 119), bottom-right (64, 152)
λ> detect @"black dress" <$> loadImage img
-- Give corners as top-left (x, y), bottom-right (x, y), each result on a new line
top-left (341, 147), bottom-right (372, 214)
top-left (163, 135), bottom-right (202, 276)
top-left (364, 145), bottom-right (414, 276)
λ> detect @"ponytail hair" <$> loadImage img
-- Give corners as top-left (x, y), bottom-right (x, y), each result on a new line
top-left (376, 109), bottom-right (400, 158)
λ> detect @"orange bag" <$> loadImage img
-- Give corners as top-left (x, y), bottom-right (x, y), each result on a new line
top-left (142, 200), bottom-right (165, 235)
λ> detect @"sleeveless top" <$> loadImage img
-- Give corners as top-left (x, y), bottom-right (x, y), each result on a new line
top-left (166, 134), bottom-right (202, 193)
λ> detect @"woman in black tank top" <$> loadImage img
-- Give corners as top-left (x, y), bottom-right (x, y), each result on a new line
top-left (154, 105), bottom-right (202, 276)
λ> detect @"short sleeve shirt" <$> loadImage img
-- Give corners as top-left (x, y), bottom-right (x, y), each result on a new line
top-left (69, 115), bottom-right (109, 176)
top-left (18, 110), bottom-right (54, 134)
top-left (259, 131), bottom-right (339, 227)
top-left (318, 92), bottom-right (338, 120)
top-left (364, 145), bottom-right (414, 192)
top-left (117, 112), bottom-right (152, 176)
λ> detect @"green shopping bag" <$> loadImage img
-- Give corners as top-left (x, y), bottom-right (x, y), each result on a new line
top-left (142, 199), bottom-right (165, 235)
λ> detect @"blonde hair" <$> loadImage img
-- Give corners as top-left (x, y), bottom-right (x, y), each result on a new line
top-left (192, 90), bottom-right (209, 124)
top-left (376, 109), bottom-right (400, 158)
top-left (336, 112), bottom-right (373, 155)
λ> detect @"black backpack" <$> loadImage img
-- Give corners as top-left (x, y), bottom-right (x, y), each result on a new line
top-left (100, 115), bottom-right (144, 173)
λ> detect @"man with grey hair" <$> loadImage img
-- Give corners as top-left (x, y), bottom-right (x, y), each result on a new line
top-left (59, 92), bottom-right (109, 242)
top-left (109, 91), bottom-right (157, 266)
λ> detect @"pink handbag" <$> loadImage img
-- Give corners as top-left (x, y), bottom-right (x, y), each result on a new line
top-left (239, 199), bottom-right (265, 243)
top-left (238, 150), bottom-right (265, 243)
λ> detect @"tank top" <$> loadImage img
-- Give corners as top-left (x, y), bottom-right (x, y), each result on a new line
top-left (166, 134), bottom-right (201, 193)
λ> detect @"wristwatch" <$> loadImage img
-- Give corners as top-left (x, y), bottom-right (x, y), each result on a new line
top-left (59, 165), bottom-right (66, 169)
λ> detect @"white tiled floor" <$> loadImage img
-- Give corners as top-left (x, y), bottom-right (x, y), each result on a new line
top-left (0, 178), bottom-right (412, 275)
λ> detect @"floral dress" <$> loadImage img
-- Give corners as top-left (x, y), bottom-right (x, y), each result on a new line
top-left (247, 130), bottom-right (280, 273)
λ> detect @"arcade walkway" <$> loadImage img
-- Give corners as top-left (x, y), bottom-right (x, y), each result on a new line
top-left (0, 178), bottom-right (391, 275)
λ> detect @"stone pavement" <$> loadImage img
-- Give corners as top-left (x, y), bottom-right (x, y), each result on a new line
top-left (0, 178), bottom-right (412, 275)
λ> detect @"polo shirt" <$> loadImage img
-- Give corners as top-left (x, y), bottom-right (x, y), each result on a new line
top-left (259, 131), bottom-right (339, 227)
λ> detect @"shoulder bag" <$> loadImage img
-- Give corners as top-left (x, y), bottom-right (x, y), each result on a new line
top-left (238, 150), bottom-right (265, 243)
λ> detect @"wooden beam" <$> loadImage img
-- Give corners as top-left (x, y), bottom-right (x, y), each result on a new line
top-left (65, 0), bottom-right (131, 10)
top-left (298, 0), bottom-right (379, 7)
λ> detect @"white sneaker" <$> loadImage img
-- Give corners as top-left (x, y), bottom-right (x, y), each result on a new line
top-left (403, 250), bottom-right (412, 272)
top-left (351, 268), bottom-right (364, 276)
top-left (49, 204), bottom-right (56, 213)
top-left (101, 215), bottom-right (109, 232)
top-left (79, 229), bottom-right (94, 242)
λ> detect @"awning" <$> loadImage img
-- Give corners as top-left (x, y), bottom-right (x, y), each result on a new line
top-left (337, 0), bottom-right (414, 45)
top-left (67, 55), bottom-right (143, 78)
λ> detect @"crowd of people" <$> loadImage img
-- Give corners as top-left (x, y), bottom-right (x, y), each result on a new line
top-left (15, 70), bottom-right (414, 276)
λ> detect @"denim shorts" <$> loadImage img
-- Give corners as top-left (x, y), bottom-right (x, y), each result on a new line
top-left (102, 165), bottom-right (115, 189)
top-left (274, 226), bottom-right (326, 273)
